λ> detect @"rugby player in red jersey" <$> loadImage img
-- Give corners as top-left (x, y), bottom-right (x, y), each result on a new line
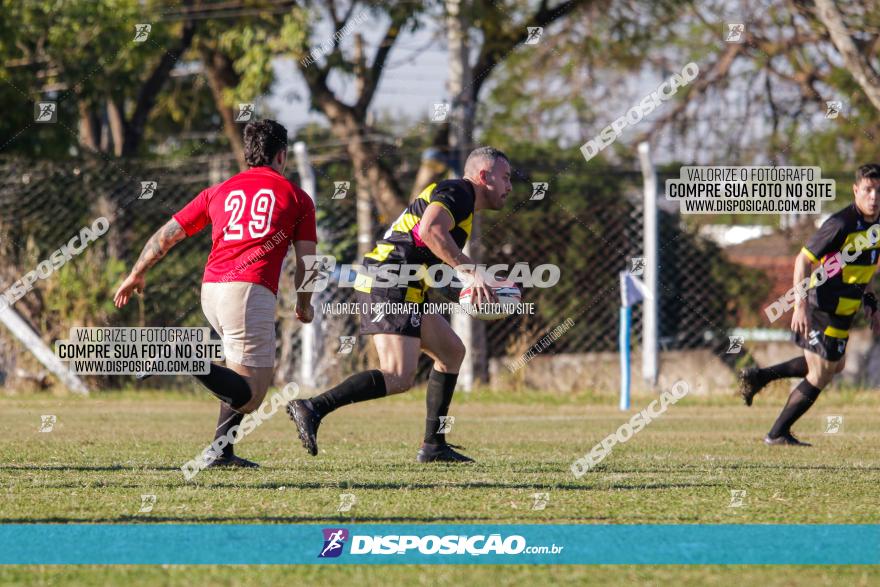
top-left (113, 119), bottom-right (317, 468)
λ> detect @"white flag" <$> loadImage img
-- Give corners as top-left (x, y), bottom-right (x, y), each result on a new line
top-left (619, 271), bottom-right (650, 307)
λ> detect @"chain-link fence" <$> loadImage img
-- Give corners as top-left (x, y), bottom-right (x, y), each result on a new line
top-left (0, 152), bottom-right (773, 391)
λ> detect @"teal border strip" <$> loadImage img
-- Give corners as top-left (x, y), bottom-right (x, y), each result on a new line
top-left (1, 524), bottom-right (877, 565)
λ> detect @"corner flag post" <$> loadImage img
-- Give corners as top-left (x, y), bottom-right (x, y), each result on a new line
top-left (619, 303), bottom-right (631, 410)
top-left (620, 271), bottom-right (649, 410)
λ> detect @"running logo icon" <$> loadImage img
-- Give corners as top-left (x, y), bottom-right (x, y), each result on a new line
top-left (133, 24), bottom-right (151, 43)
top-left (332, 181), bottom-right (350, 200)
top-left (34, 102), bottom-right (57, 123)
top-left (530, 182), bottom-right (548, 201)
top-left (337, 336), bottom-right (356, 354)
top-left (337, 493), bottom-right (357, 512)
top-left (531, 492), bottom-right (550, 510)
top-left (825, 101), bottom-right (842, 119)
top-left (236, 103), bottom-right (255, 122)
top-left (824, 415), bottom-right (843, 434)
top-left (525, 27), bottom-right (544, 45)
top-left (39, 415), bottom-right (56, 433)
top-left (725, 23), bottom-right (744, 43)
top-left (437, 415), bottom-right (455, 434)
top-left (630, 257), bottom-right (645, 276)
top-left (728, 489), bottom-right (747, 508)
top-left (139, 181), bottom-right (157, 200)
top-left (319, 528), bottom-right (349, 558)
top-left (138, 494), bottom-right (156, 513)
top-left (726, 335), bottom-right (744, 354)
top-left (431, 103), bottom-right (450, 123)
top-left (296, 255), bottom-right (336, 292)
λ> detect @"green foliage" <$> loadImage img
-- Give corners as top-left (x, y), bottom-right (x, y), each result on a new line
top-left (41, 249), bottom-right (128, 331)
top-left (0, 0), bottom-right (189, 156)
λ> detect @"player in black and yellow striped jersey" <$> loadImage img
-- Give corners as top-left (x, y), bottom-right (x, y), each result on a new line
top-left (739, 164), bottom-right (880, 445)
top-left (288, 147), bottom-right (512, 463)
top-left (351, 177), bottom-right (477, 334)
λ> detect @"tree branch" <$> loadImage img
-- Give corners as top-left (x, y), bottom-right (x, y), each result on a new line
top-left (122, 8), bottom-right (197, 155)
top-left (201, 47), bottom-right (247, 170)
top-left (355, 14), bottom-right (407, 117)
top-left (812, 0), bottom-right (880, 112)
top-left (471, 0), bottom-right (586, 102)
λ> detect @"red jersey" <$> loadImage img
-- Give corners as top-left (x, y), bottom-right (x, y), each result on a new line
top-left (173, 166), bottom-right (317, 295)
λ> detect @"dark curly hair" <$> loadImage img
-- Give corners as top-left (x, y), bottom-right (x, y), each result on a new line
top-left (243, 119), bottom-right (288, 168)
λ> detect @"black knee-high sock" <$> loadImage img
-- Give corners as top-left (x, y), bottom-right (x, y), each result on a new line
top-left (214, 403), bottom-right (244, 457)
top-left (307, 370), bottom-right (387, 418)
top-left (193, 363), bottom-right (252, 410)
top-left (425, 370), bottom-right (458, 444)
top-left (768, 379), bottom-right (822, 438)
top-left (755, 356), bottom-right (808, 389)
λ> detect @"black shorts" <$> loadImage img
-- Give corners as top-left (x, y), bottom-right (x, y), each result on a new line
top-left (356, 287), bottom-right (424, 338)
top-left (792, 303), bottom-right (849, 362)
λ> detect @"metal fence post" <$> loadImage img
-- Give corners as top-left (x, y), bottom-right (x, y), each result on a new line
top-left (293, 141), bottom-right (322, 391)
top-left (638, 142), bottom-right (659, 387)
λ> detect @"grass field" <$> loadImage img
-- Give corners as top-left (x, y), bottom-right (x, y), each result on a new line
top-left (1, 383), bottom-right (879, 585)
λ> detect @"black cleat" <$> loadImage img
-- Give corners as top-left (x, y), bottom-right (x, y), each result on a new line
top-left (764, 433), bottom-right (811, 447)
top-left (287, 400), bottom-right (321, 456)
top-left (205, 454), bottom-right (260, 468)
top-left (738, 367), bottom-right (763, 407)
top-left (416, 442), bottom-right (475, 463)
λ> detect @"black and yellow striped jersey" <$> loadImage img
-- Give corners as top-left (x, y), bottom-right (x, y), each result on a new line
top-left (354, 179), bottom-right (475, 299)
top-left (803, 203), bottom-right (880, 333)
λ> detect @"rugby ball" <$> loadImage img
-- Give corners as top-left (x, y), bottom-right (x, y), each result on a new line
top-left (459, 283), bottom-right (522, 320)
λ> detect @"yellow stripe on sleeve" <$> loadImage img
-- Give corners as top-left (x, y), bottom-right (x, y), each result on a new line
top-left (801, 247), bottom-right (819, 263)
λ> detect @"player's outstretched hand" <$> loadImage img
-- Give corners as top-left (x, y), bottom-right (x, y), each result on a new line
top-left (790, 302), bottom-right (808, 340)
top-left (295, 302), bottom-right (314, 324)
top-left (113, 273), bottom-right (145, 308)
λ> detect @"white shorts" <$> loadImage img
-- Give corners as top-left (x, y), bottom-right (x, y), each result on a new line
top-left (200, 282), bottom-right (276, 368)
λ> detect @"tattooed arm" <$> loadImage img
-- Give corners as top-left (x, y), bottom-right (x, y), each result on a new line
top-left (113, 218), bottom-right (187, 308)
top-left (131, 218), bottom-right (187, 276)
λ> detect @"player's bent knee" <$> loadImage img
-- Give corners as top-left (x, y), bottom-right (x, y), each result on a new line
top-left (382, 369), bottom-right (417, 395)
top-left (447, 339), bottom-right (466, 369)
top-left (814, 371), bottom-right (835, 388)
top-left (237, 385), bottom-right (269, 414)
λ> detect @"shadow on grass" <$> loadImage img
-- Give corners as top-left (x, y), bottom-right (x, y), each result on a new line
top-left (0, 465), bottom-right (183, 472)
top-left (12, 478), bottom-right (726, 492)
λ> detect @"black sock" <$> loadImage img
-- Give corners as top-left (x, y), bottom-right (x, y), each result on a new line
top-left (193, 363), bottom-right (253, 410)
top-left (214, 403), bottom-right (244, 458)
top-left (307, 369), bottom-right (387, 418)
top-left (425, 369), bottom-right (458, 444)
top-left (755, 356), bottom-right (808, 389)
top-left (768, 379), bottom-right (822, 438)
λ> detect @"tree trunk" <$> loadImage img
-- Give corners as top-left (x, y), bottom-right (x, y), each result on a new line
top-left (77, 101), bottom-right (101, 152)
top-left (202, 49), bottom-right (247, 171)
top-left (314, 94), bottom-right (405, 219)
top-left (813, 0), bottom-right (880, 113)
top-left (106, 98), bottom-right (126, 157)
